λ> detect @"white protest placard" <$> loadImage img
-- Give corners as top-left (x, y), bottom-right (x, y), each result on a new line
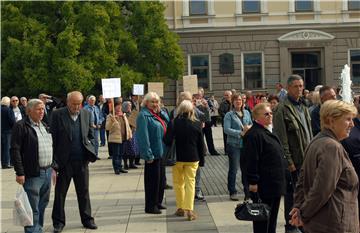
top-left (101, 78), bottom-right (121, 98)
top-left (183, 75), bottom-right (198, 94)
top-left (132, 84), bottom-right (144, 96)
top-left (148, 82), bottom-right (164, 97)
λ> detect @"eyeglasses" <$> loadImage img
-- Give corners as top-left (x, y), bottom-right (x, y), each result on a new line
top-left (264, 112), bottom-right (273, 117)
top-left (12, 100), bottom-right (19, 102)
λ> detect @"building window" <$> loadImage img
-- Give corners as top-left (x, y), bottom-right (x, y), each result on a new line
top-left (189, 0), bottom-right (207, 15)
top-left (350, 49), bottom-right (360, 85)
top-left (295, 0), bottom-right (313, 12)
top-left (348, 0), bottom-right (360, 10)
top-left (242, 52), bottom-right (263, 89)
top-left (242, 0), bottom-right (260, 13)
top-left (190, 55), bottom-right (210, 89)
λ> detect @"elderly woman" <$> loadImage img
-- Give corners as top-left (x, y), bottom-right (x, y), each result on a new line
top-left (164, 100), bottom-right (205, 221)
top-left (342, 103), bottom-right (360, 226)
top-left (106, 102), bottom-right (132, 175)
top-left (223, 94), bottom-right (252, 201)
top-left (122, 101), bottom-right (138, 169)
top-left (243, 103), bottom-right (286, 233)
top-left (290, 100), bottom-right (359, 233)
top-left (136, 92), bottom-right (169, 214)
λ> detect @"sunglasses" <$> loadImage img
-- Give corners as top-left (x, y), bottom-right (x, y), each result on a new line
top-left (264, 112), bottom-right (273, 117)
top-left (12, 100), bottom-right (19, 102)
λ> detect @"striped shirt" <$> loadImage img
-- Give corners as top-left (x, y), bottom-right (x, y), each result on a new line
top-left (30, 119), bottom-right (53, 167)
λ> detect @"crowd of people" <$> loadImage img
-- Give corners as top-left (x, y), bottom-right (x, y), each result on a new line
top-left (1, 73), bottom-right (360, 233)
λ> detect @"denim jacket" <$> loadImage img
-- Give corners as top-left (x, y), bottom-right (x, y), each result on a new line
top-left (83, 104), bottom-right (104, 125)
top-left (136, 107), bottom-right (169, 161)
top-left (224, 110), bottom-right (252, 148)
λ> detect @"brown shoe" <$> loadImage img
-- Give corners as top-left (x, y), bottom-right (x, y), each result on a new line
top-left (186, 210), bottom-right (197, 221)
top-left (174, 208), bottom-right (185, 217)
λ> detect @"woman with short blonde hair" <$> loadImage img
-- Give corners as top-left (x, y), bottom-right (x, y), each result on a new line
top-left (136, 92), bottom-right (169, 214)
top-left (141, 92), bottom-right (161, 108)
top-left (291, 100), bottom-right (359, 232)
top-left (164, 100), bottom-right (205, 221)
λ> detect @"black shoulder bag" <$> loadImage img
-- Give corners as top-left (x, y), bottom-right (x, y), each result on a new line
top-left (234, 193), bottom-right (271, 222)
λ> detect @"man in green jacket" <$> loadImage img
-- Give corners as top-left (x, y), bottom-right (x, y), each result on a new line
top-left (273, 74), bottom-right (313, 233)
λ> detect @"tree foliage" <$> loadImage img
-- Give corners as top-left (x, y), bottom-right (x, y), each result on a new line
top-left (1, 1), bottom-right (184, 97)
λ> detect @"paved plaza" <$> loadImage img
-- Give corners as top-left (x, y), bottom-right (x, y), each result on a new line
top-left (1, 126), bottom-right (286, 233)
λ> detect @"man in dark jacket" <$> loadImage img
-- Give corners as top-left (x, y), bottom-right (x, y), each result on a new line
top-left (39, 93), bottom-right (62, 126)
top-left (50, 91), bottom-right (98, 233)
top-left (1, 96), bottom-right (15, 169)
top-left (310, 86), bottom-right (336, 136)
top-left (273, 74), bottom-right (312, 233)
top-left (11, 99), bottom-right (55, 233)
top-left (218, 90), bottom-right (232, 154)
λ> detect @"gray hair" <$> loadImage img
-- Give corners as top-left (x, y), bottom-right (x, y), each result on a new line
top-left (287, 74), bottom-right (303, 85)
top-left (141, 92), bottom-right (160, 107)
top-left (122, 101), bottom-right (131, 113)
top-left (1, 96), bottom-right (11, 106)
top-left (67, 91), bottom-right (83, 101)
top-left (26, 99), bottom-right (44, 114)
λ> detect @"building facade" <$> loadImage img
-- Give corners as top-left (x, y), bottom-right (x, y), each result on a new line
top-left (161, 0), bottom-right (360, 105)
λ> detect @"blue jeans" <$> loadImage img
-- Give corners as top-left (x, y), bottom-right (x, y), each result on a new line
top-left (99, 128), bottom-right (106, 146)
top-left (1, 131), bottom-right (11, 167)
top-left (227, 144), bottom-right (241, 195)
top-left (23, 168), bottom-right (52, 233)
top-left (195, 167), bottom-right (201, 193)
top-left (110, 143), bottom-right (123, 172)
top-left (93, 129), bottom-right (99, 156)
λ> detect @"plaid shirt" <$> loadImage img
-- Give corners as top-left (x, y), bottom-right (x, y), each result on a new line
top-left (30, 118), bottom-right (53, 167)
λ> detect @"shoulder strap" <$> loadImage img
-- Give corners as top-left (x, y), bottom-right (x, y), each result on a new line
top-left (233, 111), bottom-right (244, 129)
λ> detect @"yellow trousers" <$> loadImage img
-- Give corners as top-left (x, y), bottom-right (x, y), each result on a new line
top-left (172, 161), bottom-right (199, 211)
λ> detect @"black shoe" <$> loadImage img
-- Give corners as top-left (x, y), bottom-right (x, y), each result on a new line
top-left (2, 165), bottom-right (13, 169)
top-left (164, 184), bottom-right (173, 190)
top-left (83, 221), bottom-right (98, 229)
top-left (135, 161), bottom-right (141, 165)
top-left (114, 170), bottom-right (120, 175)
top-left (129, 164), bottom-right (138, 169)
top-left (145, 208), bottom-right (162, 214)
top-left (119, 168), bottom-right (128, 173)
top-left (96, 157), bottom-right (101, 160)
top-left (108, 156), bottom-right (112, 159)
top-left (210, 151), bottom-right (220, 156)
top-left (158, 204), bottom-right (167, 210)
top-left (53, 224), bottom-right (64, 233)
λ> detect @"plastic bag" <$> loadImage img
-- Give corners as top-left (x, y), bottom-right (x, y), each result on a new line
top-left (13, 185), bottom-right (33, 226)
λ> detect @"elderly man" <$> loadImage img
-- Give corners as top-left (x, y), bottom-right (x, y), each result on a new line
top-left (50, 91), bottom-right (97, 233)
top-left (84, 95), bottom-right (103, 158)
top-left (310, 86), bottom-right (337, 136)
top-left (218, 90), bottom-right (232, 154)
top-left (273, 75), bottom-right (313, 233)
top-left (11, 99), bottom-right (56, 233)
top-left (38, 93), bottom-right (61, 125)
top-left (2, 96), bottom-right (15, 169)
top-left (11, 96), bottom-right (25, 122)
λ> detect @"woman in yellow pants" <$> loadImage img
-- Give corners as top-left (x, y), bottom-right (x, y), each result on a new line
top-left (164, 100), bottom-right (205, 220)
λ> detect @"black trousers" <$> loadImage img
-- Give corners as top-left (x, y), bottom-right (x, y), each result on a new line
top-left (284, 169), bottom-right (299, 230)
top-left (253, 196), bottom-right (281, 233)
top-left (203, 122), bottom-right (216, 153)
top-left (144, 159), bottom-right (165, 211)
top-left (239, 148), bottom-right (249, 197)
top-left (52, 160), bottom-right (93, 226)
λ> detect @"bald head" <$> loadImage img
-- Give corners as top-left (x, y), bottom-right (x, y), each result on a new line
top-left (67, 91), bottom-right (83, 114)
top-left (224, 90), bottom-right (232, 102)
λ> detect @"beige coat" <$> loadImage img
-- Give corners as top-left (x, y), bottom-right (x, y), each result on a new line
top-left (294, 129), bottom-right (359, 233)
top-left (105, 114), bottom-right (132, 143)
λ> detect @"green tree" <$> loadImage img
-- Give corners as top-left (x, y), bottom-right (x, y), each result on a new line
top-left (1, 1), bottom-right (183, 98)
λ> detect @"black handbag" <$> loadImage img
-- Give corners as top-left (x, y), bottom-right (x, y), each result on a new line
top-left (234, 194), bottom-right (271, 222)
